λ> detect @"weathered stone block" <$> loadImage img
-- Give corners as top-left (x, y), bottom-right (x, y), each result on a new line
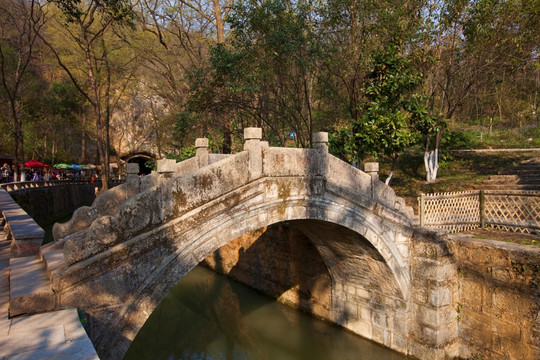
top-left (392, 333), bottom-right (408, 353)
top-left (415, 258), bottom-right (456, 281)
top-left (372, 326), bottom-right (391, 347)
top-left (372, 310), bottom-right (388, 327)
top-left (195, 138), bottom-right (209, 148)
top-left (244, 127), bottom-right (262, 139)
top-left (417, 303), bottom-right (455, 329)
top-left (364, 162), bottom-right (379, 173)
top-left (157, 158), bottom-right (176, 174)
top-left (429, 287), bottom-right (452, 308)
top-left (126, 163), bottom-right (139, 174)
top-left (413, 240), bottom-right (449, 259)
top-left (421, 323), bottom-right (456, 347)
top-left (346, 319), bottom-right (372, 339)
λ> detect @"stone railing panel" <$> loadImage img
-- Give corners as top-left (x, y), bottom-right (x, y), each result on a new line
top-left (262, 147), bottom-right (312, 177)
top-left (140, 172), bottom-right (158, 192)
top-left (53, 179), bottom-right (140, 241)
top-left (173, 157), bottom-right (198, 178)
top-left (163, 151), bottom-right (250, 222)
top-left (209, 154), bottom-right (232, 164)
top-left (326, 155), bottom-right (372, 197)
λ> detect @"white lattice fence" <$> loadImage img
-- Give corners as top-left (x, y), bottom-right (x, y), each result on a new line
top-left (418, 190), bottom-right (540, 233)
top-left (419, 191), bottom-right (481, 232)
top-left (484, 191), bottom-right (540, 233)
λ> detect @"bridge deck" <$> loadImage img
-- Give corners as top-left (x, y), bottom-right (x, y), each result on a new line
top-left (0, 226), bottom-right (99, 359)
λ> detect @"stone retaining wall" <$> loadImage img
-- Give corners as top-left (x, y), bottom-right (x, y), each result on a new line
top-left (447, 235), bottom-right (540, 360)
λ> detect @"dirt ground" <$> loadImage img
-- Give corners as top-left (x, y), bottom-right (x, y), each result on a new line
top-left (461, 227), bottom-right (540, 246)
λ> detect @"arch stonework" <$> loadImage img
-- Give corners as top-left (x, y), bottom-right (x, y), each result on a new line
top-left (121, 151), bottom-right (156, 163)
top-left (44, 129), bottom-right (459, 360)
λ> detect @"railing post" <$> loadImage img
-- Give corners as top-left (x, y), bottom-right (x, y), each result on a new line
top-left (419, 192), bottom-right (425, 227)
top-left (364, 162), bottom-right (379, 181)
top-left (244, 127), bottom-right (263, 180)
top-left (479, 190), bottom-right (485, 228)
top-left (195, 138), bottom-right (209, 168)
top-left (125, 163), bottom-right (140, 188)
top-left (312, 132), bottom-right (328, 177)
top-left (156, 158), bottom-right (176, 180)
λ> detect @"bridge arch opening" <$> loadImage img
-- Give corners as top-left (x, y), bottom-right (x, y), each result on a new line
top-left (202, 220), bottom-right (404, 320)
top-left (120, 219), bottom-right (405, 360)
top-left (123, 152), bottom-right (155, 175)
top-left (126, 219), bottom-right (407, 359)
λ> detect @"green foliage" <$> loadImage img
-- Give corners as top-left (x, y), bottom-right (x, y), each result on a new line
top-left (51, 0), bottom-right (136, 27)
top-left (328, 126), bottom-right (353, 162)
top-left (173, 147), bottom-right (196, 161)
top-left (143, 148), bottom-right (196, 172)
top-left (1, 0), bottom-right (538, 179)
top-left (348, 46), bottom-right (427, 162)
top-left (173, 111), bottom-right (197, 147)
top-left (43, 81), bottom-right (84, 119)
top-left (144, 159), bottom-right (156, 171)
top-left (193, 0), bottom-right (322, 147)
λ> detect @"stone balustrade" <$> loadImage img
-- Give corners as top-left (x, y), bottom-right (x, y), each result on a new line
top-left (0, 179), bottom-right (124, 193)
top-left (0, 189), bottom-right (45, 256)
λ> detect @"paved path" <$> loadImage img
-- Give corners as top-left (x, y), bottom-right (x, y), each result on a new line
top-left (0, 229), bottom-right (99, 360)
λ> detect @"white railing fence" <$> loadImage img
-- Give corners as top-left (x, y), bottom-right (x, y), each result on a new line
top-left (418, 190), bottom-right (540, 234)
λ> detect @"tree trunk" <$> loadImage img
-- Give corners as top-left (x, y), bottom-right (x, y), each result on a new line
top-left (385, 155), bottom-right (398, 185)
top-left (424, 149), bottom-right (439, 183)
top-left (212, 0), bottom-right (225, 44)
top-left (80, 111), bottom-right (86, 163)
top-left (222, 114), bottom-right (232, 154)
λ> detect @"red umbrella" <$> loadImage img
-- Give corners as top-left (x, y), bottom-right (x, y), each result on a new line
top-left (24, 159), bottom-right (44, 168)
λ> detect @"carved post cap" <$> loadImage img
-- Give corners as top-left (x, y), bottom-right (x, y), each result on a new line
top-left (364, 162), bottom-right (379, 174)
top-left (312, 132), bottom-right (328, 145)
top-left (244, 127), bottom-right (262, 140)
top-left (126, 163), bottom-right (139, 175)
top-left (195, 138), bottom-right (208, 148)
top-left (157, 158), bottom-right (176, 174)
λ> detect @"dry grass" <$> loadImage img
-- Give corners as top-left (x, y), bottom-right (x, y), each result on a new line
top-left (375, 151), bottom-right (539, 211)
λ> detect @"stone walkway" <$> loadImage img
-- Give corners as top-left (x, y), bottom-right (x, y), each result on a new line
top-left (0, 230), bottom-right (99, 360)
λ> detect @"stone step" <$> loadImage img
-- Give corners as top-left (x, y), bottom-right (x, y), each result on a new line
top-left (501, 168), bottom-right (540, 175)
top-left (9, 256), bottom-right (55, 317)
top-left (40, 242), bottom-right (66, 277)
top-left (1, 309), bottom-right (99, 360)
top-left (483, 179), bottom-right (540, 187)
top-left (484, 175), bottom-right (519, 184)
top-left (516, 180), bottom-right (540, 186)
top-left (477, 184), bottom-right (540, 191)
top-left (39, 240), bottom-right (68, 290)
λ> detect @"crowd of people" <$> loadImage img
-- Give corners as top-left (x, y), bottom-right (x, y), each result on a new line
top-left (0, 163), bottom-right (12, 183)
top-left (0, 163), bottom-right (96, 184)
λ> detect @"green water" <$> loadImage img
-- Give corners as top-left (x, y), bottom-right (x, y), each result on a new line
top-left (123, 266), bottom-right (408, 360)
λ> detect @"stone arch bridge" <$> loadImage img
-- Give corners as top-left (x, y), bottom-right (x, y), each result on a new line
top-left (44, 128), bottom-right (462, 360)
